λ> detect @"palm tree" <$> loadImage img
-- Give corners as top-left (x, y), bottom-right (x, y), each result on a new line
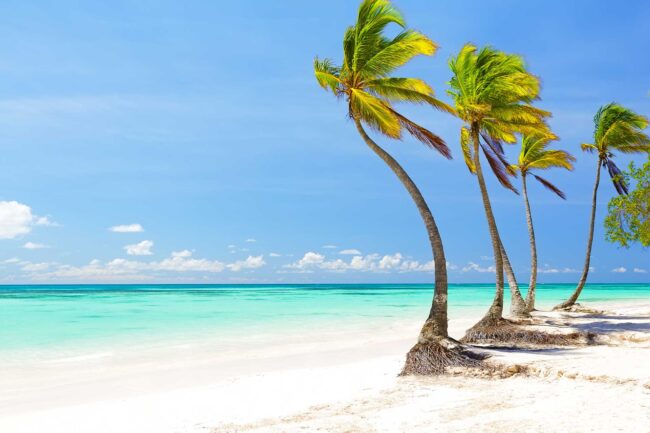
top-left (314, 0), bottom-right (483, 373)
top-left (448, 44), bottom-right (553, 338)
top-left (513, 134), bottom-right (575, 312)
top-left (555, 103), bottom-right (650, 310)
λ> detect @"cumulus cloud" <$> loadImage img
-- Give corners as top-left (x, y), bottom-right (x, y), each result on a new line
top-left (462, 262), bottom-right (496, 273)
top-left (109, 224), bottom-right (144, 233)
top-left (227, 255), bottom-right (266, 272)
top-left (611, 267), bottom-right (627, 273)
top-left (28, 250), bottom-right (230, 280)
top-left (322, 245), bottom-right (337, 249)
top-left (2, 257), bottom-right (21, 264)
top-left (245, 238), bottom-right (256, 243)
top-left (23, 242), bottom-right (49, 249)
top-left (633, 268), bottom-right (647, 273)
top-left (21, 262), bottom-right (52, 272)
top-left (0, 201), bottom-right (55, 239)
top-left (537, 266), bottom-right (580, 274)
top-left (283, 251), bottom-right (441, 273)
top-left (124, 240), bottom-right (154, 256)
top-left (269, 252), bottom-right (282, 257)
top-left (339, 249), bottom-right (362, 255)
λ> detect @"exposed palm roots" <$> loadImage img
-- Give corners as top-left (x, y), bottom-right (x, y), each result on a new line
top-left (400, 338), bottom-right (490, 376)
top-left (461, 318), bottom-right (595, 347)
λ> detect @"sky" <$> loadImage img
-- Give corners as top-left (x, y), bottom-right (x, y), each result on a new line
top-left (0, 0), bottom-right (648, 284)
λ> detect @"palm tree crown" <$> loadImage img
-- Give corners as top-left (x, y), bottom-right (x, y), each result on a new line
top-left (314, 0), bottom-right (454, 156)
top-left (515, 134), bottom-right (576, 199)
top-left (449, 44), bottom-right (553, 191)
top-left (582, 103), bottom-right (650, 195)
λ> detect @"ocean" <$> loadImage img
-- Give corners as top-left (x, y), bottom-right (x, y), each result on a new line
top-left (1, 283), bottom-right (649, 361)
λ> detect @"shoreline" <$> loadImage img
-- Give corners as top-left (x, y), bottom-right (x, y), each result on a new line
top-left (1, 299), bottom-right (650, 432)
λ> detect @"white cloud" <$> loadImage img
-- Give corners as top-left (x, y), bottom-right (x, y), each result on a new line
top-left (23, 242), bottom-right (48, 249)
top-left (269, 252), bottom-right (282, 257)
top-left (32, 250), bottom-right (228, 280)
top-left (21, 262), bottom-right (52, 272)
top-left (227, 245), bottom-right (236, 249)
top-left (283, 251), bottom-right (441, 274)
top-left (154, 251), bottom-right (224, 273)
top-left (124, 240), bottom-right (154, 256)
top-left (611, 267), bottom-right (627, 273)
top-left (245, 238), bottom-right (256, 243)
top-left (322, 245), bottom-right (337, 249)
top-left (35, 216), bottom-right (57, 226)
top-left (109, 224), bottom-right (144, 233)
top-left (3, 257), bottom-right (21, 264)
top-left (339, 249), bottom-right (362, 255)
top-left (633, 268), bottom-right (647, 273)
top-left (537, 267), bottom-right (579, 274)
top-left (227, 255), bottom-right (266, 272)
top-left (462, 262), bottom-right (496, 273)
top-left (0, 201), bottom-right (55, 239)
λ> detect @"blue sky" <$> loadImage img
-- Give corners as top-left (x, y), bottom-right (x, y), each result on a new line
top-left (0, 0), bottom-right (648, 284)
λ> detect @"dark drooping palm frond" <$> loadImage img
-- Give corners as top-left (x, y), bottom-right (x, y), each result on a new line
top-left (479, 140), bottom-right (519, 193)
top-left (604, 157), bottom-right (629, 195)
top-left (532, 174), bottom-right (566, 199)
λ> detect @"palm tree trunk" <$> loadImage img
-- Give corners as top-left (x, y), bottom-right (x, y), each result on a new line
top-left (501, 241), bottom-right (529, 317)
top-left (522, 174), bottom-right (538, 312)
top-left (354, 119), bottom-right (448, 339)
top-left (470, 125), bottom-right (504, 323)
top-left (555, 159), bottom-right (602, 310)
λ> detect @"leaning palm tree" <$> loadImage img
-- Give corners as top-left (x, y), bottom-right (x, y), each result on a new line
top-left (555, 103), bottom-right (650, 310)
top-left (513, 134), bottom-right (575, 312)
top-left (448, 44), bottom-right (554, 340)
top-left (315, 0), bottom-right (485, 373)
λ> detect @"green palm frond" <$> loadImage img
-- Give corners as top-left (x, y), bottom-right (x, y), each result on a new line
top-left (359, 30), bottom-right (437, 78)
top-left (518, 134), bottom-right (574, 173)
top-left (365, 77), bottom-right (455, 114)
top-left (314, 58), bottom-right (342, 94)
top-left (594, 103), bottom-right (650, 155)
top-left (581, 143), bottom-right (598, 153)
top-left (349, 88), bottom-right (401, 138)
top-left (352, 0), bottom-right (406, 71)
top-left (460, 126), bottom-right (475, 173)
top-left (313, 0), bottom-right (452, 156)
top-left (515, 133), bottom-right (574, 199)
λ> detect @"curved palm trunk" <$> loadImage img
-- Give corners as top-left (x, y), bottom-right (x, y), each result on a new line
top-left (354, 119), bottom-right (448, 339)
top-left (500, 241), bottom-right (529, 317)
top-left (470, 126), bottom-right (505, 324)
top-left (555, 159), bottom-right (602, 310)
top-left (522, 174), bottom-right (538, 312)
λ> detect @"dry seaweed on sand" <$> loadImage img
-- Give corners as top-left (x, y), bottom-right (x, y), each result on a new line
top-left (460, 318), bottom-right (596, 347)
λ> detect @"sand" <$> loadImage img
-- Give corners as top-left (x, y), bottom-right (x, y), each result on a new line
top-left (1, 301), bottom-right (649, 433)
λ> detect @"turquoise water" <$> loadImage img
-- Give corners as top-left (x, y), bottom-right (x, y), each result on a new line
top-left (1, 283), bottom-right (649, 356)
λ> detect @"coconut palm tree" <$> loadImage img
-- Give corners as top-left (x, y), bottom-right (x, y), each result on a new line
top-left (315, 0), bottom-right (483, 373)
top-left (513, 134), bottom-right (576, 312)
top-left (448, 44), bottom-right (553, 338)
top-left (555, 103), bottom-right (650, 310)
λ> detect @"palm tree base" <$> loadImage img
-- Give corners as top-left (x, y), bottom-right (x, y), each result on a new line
top-left (552, 303), bottom-right (604, 314)
top-left (460, 317), bottom-right (593, 347)
top-left (400, 337), bottom-right (489, 376)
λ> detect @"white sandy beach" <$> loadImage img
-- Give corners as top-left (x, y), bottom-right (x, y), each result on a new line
top-left (1, 300), bottom-right (649, 433)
